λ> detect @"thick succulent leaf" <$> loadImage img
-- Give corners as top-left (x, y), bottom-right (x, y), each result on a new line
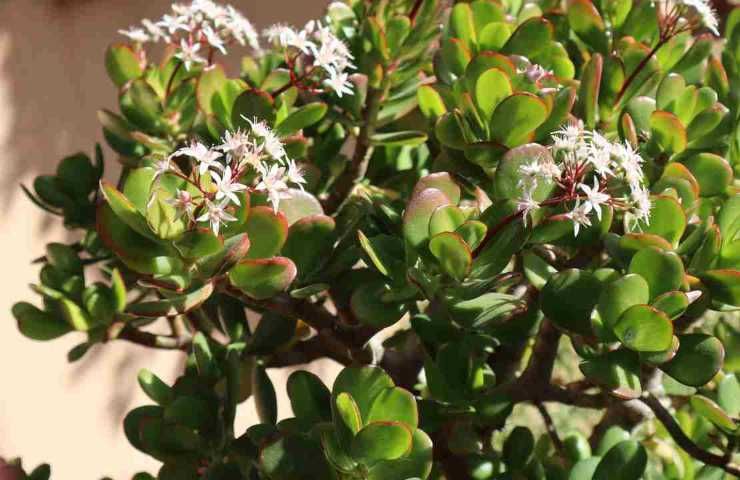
top-left (718, 374), bottom-right (740, 417)
top-left (244, 206), bottom-right (289, 259)
top-left (282, 215), bottom-right (336, 280)
top-left (699, 269), bottom-right (740, 305)
top-left (332, 366), bottom-right (395, 424)
top-left (259, 434), bottom-right (334, 479)
top-left (228, 257), bottom-right (297, 299)
top-left (350, 281), bottom-right (407, 328)
top-left (366, 429), bottom-right (433, 480)
top-left (275, 102), bottom-right (328, 136)
top-left (429, 232), bottom-right (472, 281)
top-left (567, 0), bottom-right (607, 53)
top-left (475, 68), bottom-right (512, 119)
top-left (690, 395), bottom-right (737, 433)
top-left (127, 282), bottom-right (214, 317)
top-left (287, 370), bottom-right (332, 425)
top-left (613, 304), bottom-right (673, 352)
top-left (403, 188), bottom-right (451, 250)
top-left (12, 302), bottom-right (71, 341)
top-left (490, 93), bottom-right (548, 147)
top-left (351, 421), bottom-right (413, 465)
top-left (105, 44), bottom-right (143, 87)
top-left (494, 143), bottom-right (555, 201)
top-left (542, 269), bottom-right (601, 336)
top-left (366, 387), bottom-right (418, 430)
top-left (597, 273), bottom-right (650, 333)
top-left (577, 53), bottom-right (603, 128)
top-left (681, 152), bottom-right (733, 197)
top-left (580, 349), bottom-right (642, 399)
top-left (628, 247), bottom-right (685, 299)
top-left (661, 334), bottom-right (724, 387)
top-left (593, 440), bottom-right (647, 480)
top-left (650, 111), bottom-right (687, 154)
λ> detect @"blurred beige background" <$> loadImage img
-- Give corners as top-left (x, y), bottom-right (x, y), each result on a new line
top-left (0, 1), bottom-right (338, 479)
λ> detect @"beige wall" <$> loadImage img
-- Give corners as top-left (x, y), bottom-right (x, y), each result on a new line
top-left (0, 1), bottom-right (338, 478)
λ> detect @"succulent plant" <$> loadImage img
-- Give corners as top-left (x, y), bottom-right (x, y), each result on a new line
top-left (9, 0), bottom-right (740, 478)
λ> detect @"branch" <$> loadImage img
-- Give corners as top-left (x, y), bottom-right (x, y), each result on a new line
top-left (266, 335), bottom-right (353, 367)
top-left (325, 84), bottom-right (385, 213)
top-left (642, 393), bottom-right (740, 477)
top-left (109, 323), bottom-right (191, 350)
top-left (537, 403), bottom-right (565, 454)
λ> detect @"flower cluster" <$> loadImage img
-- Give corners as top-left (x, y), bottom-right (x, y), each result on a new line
top-left (159, 119), bottom-right (304, 235)
top-left (516, 124), bottom-right (652, 236)
top-left (661, 0), bottom-right (719, 36)
top-left (119, 0), bottom-right (260, 69)
top-left (263, 19), bottom-right (355, 97)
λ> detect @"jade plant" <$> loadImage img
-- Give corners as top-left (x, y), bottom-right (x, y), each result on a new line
top-left (8, 0), bottom-right (740, 478)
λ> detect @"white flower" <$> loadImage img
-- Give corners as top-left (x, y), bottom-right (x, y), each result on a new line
top-left (285, 159), bottom-right (306, 189)
top-left (579, 178), bottom-right (610, 220)
top-left (172, 142), bottom-right (223, 175)
top-left (167, 189), bottom-right (197, 219)
top-left (142, 19), bottom-right (170, 42)
top-left (245, 117), bottom-right (286, 160)
top-left (324, 71), bottom-right (354, 97)
top-left (202, 25), bottom-right (226, 54)
top-left (551, 123), bottom-right (584, 153)
top-left (522, 63), bottom-right (552, 83)
top-left (566, 202), bottom-right (593, 237)
top-left (517, 192), bottom-right (540, 227)
top-left (153, 157), bottom-right (171, 176)
top-left (225, 6), bottom-right (261, 50)
top-left (630, 187), bottom-right (652, 225)
top-left (256, 162), bottom-right (291, 212)
top-left (119, 27), bottom-right (150, 43)
top-left (175, 39), bottom-right (207, 70)
top-left (158, 14), bottom-right (190, 34)
top-left (264, 24), bottom-right (298, 47)
top-left (211, 166), bottom-right (248, 206)
top-left (197, 199), bottom-right (236, 235)
top-left (679, 0), bottom-right (719, 34)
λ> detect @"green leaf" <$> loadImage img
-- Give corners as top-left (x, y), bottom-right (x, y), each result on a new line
top-left (260, 434), bottom-right (334, 480)
top-left (335, 391), bottom-right (363, 435)
top-left (614, 304), bottom-right (673, 352)
top-left (650, 111), bottom-right (687, 154)
top-left (568, 458), bottom-right (601, 480)
top-left (567, 0), bottom-right (607, 52)
top-left (12, 302), bottom-right (71, 341)
top-left (661, 334), bottom-right (724, 387)
top-left (597, 274), bottom-right (650, 331)
top-left (440, 38), bottom-right (472, 77)
top-left (244, 206), bottom-right (289, 259)
top-left (411, 173), bottom-right (461, 206)
top-left (429, 232), bottom-right (472, 281)
top-left (287, 370), bottom-right (331, 425)
top-left (450, 3), bottom-right (477, 49)
top-left (434, 111), bottom-right (466, 149)
top-left (403, 188), bottom-right (452, 250)
top-left (681, 152), bottom-right (733, 197)
top-left (105, 44), bottom-right (143, 87)
top-left (282, 215), bottom-right (336, 280)
top-left (542, 269), bottom-right (601, 336)
top-left (333, 366), bottom-right (395, 424)
top-left (351, 421), bottom-right (413, 464)
top-left (367, 429), bottom-right (434, 480)
top-left (455, 221), bottom-right (487, 250)
top-left (100, 181), bottom-right (157, 240)
top-left (490, 93), bottom-right (548, 147)
top-left (522, 251), bottom-right (557, 289)
top-left (174, 229), bottom-right (223, 260)
top-left (126, 282), bottom-right (214, 317)
top-left (350, 281), bottom-right (407, 328)
top-left (228, 257), bottom-right (297, 300)
top-left (475, 68), bottom-right (512, 119)
top-left (699, 269), bottom-right (740, 305)
top-left (246, 312), bottom-right (296, 355)
top-left (367, 387), bottom-right (418, 430)
top-left (503, 426), bottom-right (534, 469)
top-left (651, 291), bottom-right (689, 319)
top-left (253, 365), bottom-right (277, 425)
top-left (275, 102), bottom-right (328, 136)
top-left (138, 369), bottom-right (174, 405)
top-left (577, 53), bottom-right (603, 129)
top-left (690, 395), bottom-right (737, 433)
top-left (231, 89), bottom-right (275, 128)
top-left (718, 374), bottom-right (740, 417)
top-left (278, 189), bottom-right (323, 226)
top-left (628, 247), bottom-right (685, 299)
top-left (580, 349), bottom-right (642, 399)
top-left (502, 17), bottom-right (553, 57)
top-left (637, 194), bottom-right (686, 247)
top-left (593, 440), bottom-right (647, 480)
top-left (418, 86), bottom-right (447, 121)
top-left (370, 131), bottom-right (428, 147)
